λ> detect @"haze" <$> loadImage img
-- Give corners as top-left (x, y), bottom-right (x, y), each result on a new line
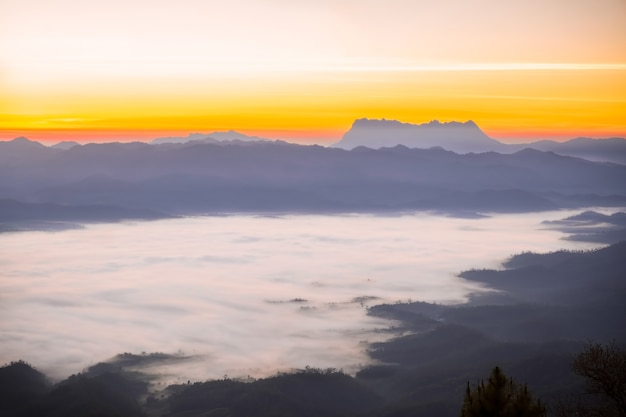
top-left (0, 211), bottom-right (601, 384)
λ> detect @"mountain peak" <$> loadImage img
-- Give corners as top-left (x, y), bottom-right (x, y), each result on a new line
top-left (335, 118), bottom-right (501, 153)
top-left (11, 136), bottom-right (37, 143)
top-left (351, 118), bottom-right (478, 129)
top-left (3, 136), bottom-right (47, 149)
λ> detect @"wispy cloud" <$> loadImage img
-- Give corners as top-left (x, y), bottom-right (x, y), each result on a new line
top-left (312, 62), bottom-right (626, 73)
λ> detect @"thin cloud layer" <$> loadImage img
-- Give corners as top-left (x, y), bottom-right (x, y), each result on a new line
top-left (0, 212), bottom-right (602, 383)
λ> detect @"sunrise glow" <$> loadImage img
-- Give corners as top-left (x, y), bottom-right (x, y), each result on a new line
top-left (1, 0), bottom-right (625, 144)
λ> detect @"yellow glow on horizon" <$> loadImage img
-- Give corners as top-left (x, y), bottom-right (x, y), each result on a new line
top-left (2, 66), bottom-right (624, 143)
top-left (1, 0), bottom-right (625, 143)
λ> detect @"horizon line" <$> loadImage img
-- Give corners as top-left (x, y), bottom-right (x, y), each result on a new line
top-left (4, 131), bottom-right (625, 147)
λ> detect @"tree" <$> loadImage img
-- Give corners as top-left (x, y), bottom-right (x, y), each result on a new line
top-left (461, 366), bottom-right (546, 417)
top-left (573, 341), bottom-right (626, 417)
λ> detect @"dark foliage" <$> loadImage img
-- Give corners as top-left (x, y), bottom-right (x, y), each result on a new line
top-left (0, 361), bottom-right (50, 416)
top-left (167, 369), bottom-right (381, 417)
top-left (573, 341), bottom-right (626, 416)
top-left (461, 366), bottom-right (546, 417)
top-left (28, 371), bottom-right (147, 417)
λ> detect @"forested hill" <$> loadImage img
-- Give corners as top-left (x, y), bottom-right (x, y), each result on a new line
top-left (363, 240), bottom-right (625, 415)
top-left (2, 138), bottom-right (625, 222)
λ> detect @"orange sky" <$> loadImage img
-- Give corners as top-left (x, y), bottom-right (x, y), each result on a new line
top-left (1, 0), bottom-right (625, 145)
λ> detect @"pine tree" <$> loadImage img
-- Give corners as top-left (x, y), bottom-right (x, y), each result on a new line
top-left (461, 366), bottom-right (546, 417)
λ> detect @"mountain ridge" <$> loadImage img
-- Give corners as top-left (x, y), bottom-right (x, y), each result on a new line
top-left (4, 117), bottom-right (626, 164)
top-left (151, 130), bottom-right (271, 145)
top-left (333, 118), bottom-right (503, 153)
top-left (1, 138), bottom-right (624, 220)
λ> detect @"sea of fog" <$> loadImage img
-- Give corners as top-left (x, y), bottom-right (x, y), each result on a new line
top-left (0, 211), bottom-right (604, 384)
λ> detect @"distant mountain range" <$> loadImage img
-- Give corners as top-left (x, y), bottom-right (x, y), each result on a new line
top-left (1, 134), bottom-right (625, 226)
top-left (151, 130), bottom-right (272, 145)
top-left (0, 198), bottom-right (173, 232)
top-left (506, 136), bottom-right (626, 164)
top-left (2, 118), bottom-right (625, 227)
top-left (333, 118), bottom-right (504, 153)
top-left (40, 119), bottom-right (626, 164)
top-left (333, 118), bottom-right (626, 164)
top-left (51, 141), bottom-right (81, 150)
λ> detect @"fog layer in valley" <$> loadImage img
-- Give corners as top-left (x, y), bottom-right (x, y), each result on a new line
top-left (0, 211), bottom-right (604, 384)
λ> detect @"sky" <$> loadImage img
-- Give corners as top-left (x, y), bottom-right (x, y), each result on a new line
top-left (1, 0), bottom-right (625, 144)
